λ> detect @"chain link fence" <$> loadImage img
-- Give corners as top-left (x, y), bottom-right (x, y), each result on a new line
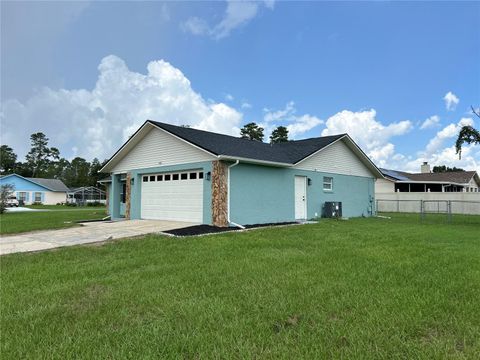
top-left (376, 199), bottom-right (480, 224)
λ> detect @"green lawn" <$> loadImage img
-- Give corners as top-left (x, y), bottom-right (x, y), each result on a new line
top-left (1, 214), bottom-right (479, 359)
top-left (0, 208), bottom-right (107, 234)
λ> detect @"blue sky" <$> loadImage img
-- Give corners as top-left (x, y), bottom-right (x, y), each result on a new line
top-left (1, 1), bottom-right (479, 172)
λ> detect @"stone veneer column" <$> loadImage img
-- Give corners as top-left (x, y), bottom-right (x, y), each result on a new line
top-left (211, 161), bottom-right (229, 227)
top-left (125, 172), bottom-right (131, 220)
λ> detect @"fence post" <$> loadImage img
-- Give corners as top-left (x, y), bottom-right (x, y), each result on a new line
top-left (420, 200), bottom-right (424, 221)
top-left (397, 199), bottom-right (399, 213)
top-left (448, 201), bottom-right (452, 223)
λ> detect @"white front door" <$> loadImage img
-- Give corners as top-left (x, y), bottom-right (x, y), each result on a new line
top-left (294, 176), bottom-right (307, 220)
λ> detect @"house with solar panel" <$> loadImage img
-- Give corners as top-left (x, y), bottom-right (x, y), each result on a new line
top-left (376, 162), bottom-right (480, 194)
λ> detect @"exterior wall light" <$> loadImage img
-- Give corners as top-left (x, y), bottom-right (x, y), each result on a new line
top-left (206, 171), bottom-right (211, 181)
top-left (307, 178), bottom-right (312, 186)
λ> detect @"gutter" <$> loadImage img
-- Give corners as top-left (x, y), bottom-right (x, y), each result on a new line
top-left (227, 160), bottom-right (245, 229)
top-left (218, 155), bottom-right (292, 168)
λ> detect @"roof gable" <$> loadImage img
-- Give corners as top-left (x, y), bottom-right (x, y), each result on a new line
top-left (0, 174), bottom-right (68, 192)
top-left (149, 121), bottom-right (346, 164)
top-left (101, 120), bottom-right (380, 174)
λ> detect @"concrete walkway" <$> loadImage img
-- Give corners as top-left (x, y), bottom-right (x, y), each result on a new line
top-left (0, 220), bottom-right (195, 255)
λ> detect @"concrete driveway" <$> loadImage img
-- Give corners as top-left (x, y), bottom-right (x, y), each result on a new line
top-left (0, 220), bottom-right (195, 255)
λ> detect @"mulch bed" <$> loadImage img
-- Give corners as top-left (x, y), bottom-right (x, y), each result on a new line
top-left (164, 222), bottom-right (298, 237)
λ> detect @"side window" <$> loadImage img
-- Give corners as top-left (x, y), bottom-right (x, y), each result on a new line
top-left (157, 175), bottom-right (163, 181)
top-left (323, 177), bottom-right (333, 191)
top-left (199, 172), bottom-right (204, 179)
top-left (150, 175), bottom-right (155, 182)
top-left (143, 176), bottom-right (148, 182)
top-left (165, 174), bottom-right (171, 181)
top-left (34, 192), bottom-right (42, 202)
top-left (189, 172), bottom-right (197, 179)
top-left (181, 173), bottom-right (188, 180)
top-left (121, 183), bottom-right (126, 203)
top-left (172, 174), bottom-right (179, 181)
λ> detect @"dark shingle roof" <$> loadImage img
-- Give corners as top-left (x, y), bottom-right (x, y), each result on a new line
top-left (27, 177), bottom-right (70, 192)
top-left (149, 120), bottom-right (345, 164)
top-left (380, 168), bottom-right (477, 184)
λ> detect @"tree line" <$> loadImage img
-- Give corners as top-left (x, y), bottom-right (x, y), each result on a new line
top-left (0, 133), bottom-right (108, 188)
top-left (240, 123), bottom-right (289, 143)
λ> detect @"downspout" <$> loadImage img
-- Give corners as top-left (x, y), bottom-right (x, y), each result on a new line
top-left (227, 160), bottom-right (245, 229)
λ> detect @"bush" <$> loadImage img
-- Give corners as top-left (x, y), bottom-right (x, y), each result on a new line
top-left (65, 202), bottom-right (77, 207)
top-left (86, 201), bottom-right (103, 207)
top-left (32, 201), bottom-right (43, 206)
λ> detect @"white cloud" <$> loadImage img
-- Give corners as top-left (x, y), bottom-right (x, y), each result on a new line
top-left (424, 117), bottom-right (473, 155)
top-left (420, 115), bottom-right (440, 130)
top-left (241, 101), bottom-right (252, 109)
top-left (262, 101), bottom-right (323, 138)
top-left (443, 91), bottom-right (459, 111)
top-left (321, 109), bottom-right (413, 165)
top-left (181, 17), bottom-right (209, 36)
top-left (182, 0), bottom-right (274, 40)
top-left (264, 101), bottom-right (295, 122)
top-left (1, 55), bottom-right (243, 161)
top-left (386, 117), bottom-right (479, 174)
top-left (225, 93), bottom-right (234, 101)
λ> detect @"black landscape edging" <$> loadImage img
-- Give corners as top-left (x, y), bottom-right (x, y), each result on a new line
top-left (164, 222), bottom-right (298, 237)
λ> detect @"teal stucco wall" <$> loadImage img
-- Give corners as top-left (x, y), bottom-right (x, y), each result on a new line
top-left (229, 163), bottom-right (375, 225)
top-left (108, 160), bottom-right (375, 225)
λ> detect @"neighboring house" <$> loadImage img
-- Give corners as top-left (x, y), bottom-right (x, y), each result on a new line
top-left (0, 174), bottom-right (69, 205)
top-left (100, 120), bottom-right (383, 226)
top-left (376, 162), bottom-right (480, 193)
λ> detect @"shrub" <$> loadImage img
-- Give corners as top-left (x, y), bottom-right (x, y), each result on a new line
top-left (87, 201), bottom-right (103, 207)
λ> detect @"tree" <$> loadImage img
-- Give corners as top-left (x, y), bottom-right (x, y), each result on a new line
top-left (25, 133), bottom-right (60, 177)
top-left (432, 165), bottom-right (465, 173)
top-left (0, 145), bottom-right (17, 175)
top-left (88, 158), bottom-right (108, 187)
top-left (63, 157), bottom-right (91, 188)
top-left (240, 122), bottom-right (264, 141)
top-left (270, 126), bottom-right (289, 144)
top-left (0, 184), bottom-right (15, 214)
top-left (456, 106), bottom-right (480, 159)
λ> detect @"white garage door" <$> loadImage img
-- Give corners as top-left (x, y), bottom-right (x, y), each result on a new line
top-left (141, 170), bottom-right (204, 223)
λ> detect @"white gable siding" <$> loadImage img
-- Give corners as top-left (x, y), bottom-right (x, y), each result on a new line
top-left (293, 139), bottom-right (374, 178)
top-left (111, 128), bottom-right (215, 173)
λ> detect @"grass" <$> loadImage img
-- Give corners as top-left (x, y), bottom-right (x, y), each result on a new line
top-left (0, 208), bottom-right (107, 235)
top-left (26, 204), bottom-right (105, 210)
top-left (1, 214), bottom-right (479, 359)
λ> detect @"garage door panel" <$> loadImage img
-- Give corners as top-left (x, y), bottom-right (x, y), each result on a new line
top-left (141, 172), bottom-right (203, 223)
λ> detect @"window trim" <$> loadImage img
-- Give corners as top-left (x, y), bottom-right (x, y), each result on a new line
top-left (323, 176), bottom-right (333, 191)
top-left (34, 192), bottom-right (42, 202)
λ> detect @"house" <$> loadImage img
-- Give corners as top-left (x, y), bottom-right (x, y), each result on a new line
top-left (376, 162), bottom-right (480, 193)
top-left (0, 174), bottom-right (69, 205)
top-left (100, 120), bottom-right (383, 226)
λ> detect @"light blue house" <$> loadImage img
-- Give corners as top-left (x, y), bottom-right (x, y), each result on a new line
top-left (0, 174), bottom-right (69, 205)
top-left (100, 121), bottom-right (383, 226)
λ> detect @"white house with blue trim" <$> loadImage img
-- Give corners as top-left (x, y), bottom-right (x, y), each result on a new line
top-left (100, 121), bottom-right (384, 226)
top-left (0, 174), bottom-right (69, 205)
